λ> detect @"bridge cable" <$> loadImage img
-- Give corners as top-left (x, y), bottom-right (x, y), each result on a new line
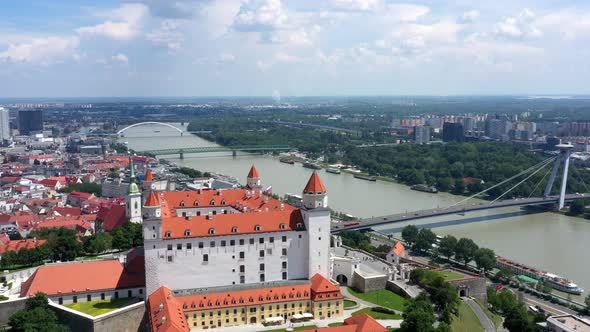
top-left (528, 167), bottom-right (552, 198)
top-left (489, 157), bottom-right (554, 204)
top-left (446, 156), bottom-right (557, 209)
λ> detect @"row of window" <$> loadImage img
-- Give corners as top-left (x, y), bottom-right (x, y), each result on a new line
top-left (165, 224), bottom-right (304, 238)
top-left (178, 199), bottom-right (226, 207)
top-left (57, 289), bottom-right (143, 305)
top-left (166, 237), bottom-right (292, 250)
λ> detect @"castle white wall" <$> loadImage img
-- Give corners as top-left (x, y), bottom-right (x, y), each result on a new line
top-left (302, 208), bottom-right (331, 279)
top-left (50, 286), bottom-right (145, 305)
top-left (145, 230), bottom-right (309, 295)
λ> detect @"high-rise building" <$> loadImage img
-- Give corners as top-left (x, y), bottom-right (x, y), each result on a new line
top-left (18, 109), bottom-right (43, 135)
top-left (0, 107), bottom-right (10, 140)
top-left (442, 122), bottom-right (464, 142)
top-left (414, 125), bottom-right (430, 144)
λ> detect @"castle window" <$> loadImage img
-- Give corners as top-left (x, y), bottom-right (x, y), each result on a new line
top-left (185, 230), bottom-right (191, 236)
top-left (167, 244), bottom-right (172, 250)
top-left (255, 225), bottom-right (261, 231)
top-left (210, 199), bottom-right (215, 205)
top-left (279, 223), bottom-right (286, 229)
top-left (269, 236), bottom-right (274, 243)
top-left (187, 243), bottom-right (192, 250)
top-left (180, 201), bottom-right (185, 207)
top-left (231, 226), bottom-right (238, 233)
top-left (203, 254), bottom-right (208, 262)
top-left (208, 228), bottom-right (215, 235)
top-left (198, 242), bottom-right (204, 248)
top-left (221, 199), bottom-right (226, 205)
top-left (259, 237), bottom-right (264, 244)
top-left (260, 263), bottom-right (265, 271)
top-left (296, 223), bottom-right (303, 229)
top-left (165, 231), bottom-right (171, 238)
top-left (177, 243), bottom-right (182, 250)
top-left (260, 274), bottom-right (265, 282)
top-left (282, 236), bottom-right (287, 242)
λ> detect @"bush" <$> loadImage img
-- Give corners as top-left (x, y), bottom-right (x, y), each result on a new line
top-left (373, 306), bottom-right (397, 314)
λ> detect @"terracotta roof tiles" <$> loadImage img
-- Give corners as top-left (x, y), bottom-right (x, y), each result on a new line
top-left (303, 172), bottom-right (327, 194)
top-left (247, 165), bottom-right (260, 178)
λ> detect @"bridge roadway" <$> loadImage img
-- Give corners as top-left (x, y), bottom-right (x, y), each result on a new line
top-left (136, 145), bottom-right (292, 156)
top-left (331, 193), bottom-right (588, 233)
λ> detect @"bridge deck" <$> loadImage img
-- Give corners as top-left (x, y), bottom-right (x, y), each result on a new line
top-left (331, 194), bottom-right (587, 233)
top-left (137, 145), bottom-right (291, 155)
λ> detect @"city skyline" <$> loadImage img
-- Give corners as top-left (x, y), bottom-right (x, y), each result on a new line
top-left (1, 0), bottom-right (590, 97)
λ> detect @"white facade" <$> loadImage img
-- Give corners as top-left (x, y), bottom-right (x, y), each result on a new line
top-left (51, 286), bottom-right (145, 305)
top-left (126, 190), bottom-right (142, 224)
top-left (0, 107), bottom-right (9, 141)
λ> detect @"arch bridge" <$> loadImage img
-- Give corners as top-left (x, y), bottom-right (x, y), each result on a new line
top-left (117, 122), bottom-right (184, 136)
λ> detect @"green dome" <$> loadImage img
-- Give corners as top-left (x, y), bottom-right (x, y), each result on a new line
top-left (128, 182), bottom-right (140, 194)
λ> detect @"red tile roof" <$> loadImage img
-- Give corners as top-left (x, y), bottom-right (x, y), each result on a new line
top-left (304, 172), bottom-right (327, 194)
top-left (391, 242), bottom-right (405, 257)
top-left (248, 165), bottom-right (260, 178)
top-left (0, 239), bottom-right (47, 255)
top-left (148, 287), bottom-right (189, 332)
top-left (20, 260), bottom-right (145, 297)
top-left (53, 207), bottom-right (82, 216)
top-left (343, 313), bottom-right (387, 332)
top-left (69, 191), bottom-right (94, 199)
top-left (144, 191), bottom-right (160, 207)
top-left (96, 204), bottom-right (127, 232)
top-left (310, 274), bottom-right (342, 301)
top-left (144, 169), bottom-right (154, 182)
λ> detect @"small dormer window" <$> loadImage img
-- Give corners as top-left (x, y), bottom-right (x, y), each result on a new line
top-left (254, 225), bottom-right (261, 231)
top-left (279, 223), bottom-right (286, 230)
top-left (165, 231), bottom-right (171, 237)
top-left (296, 223), bottom-right (303, 229)
top-left (231, 226), bottom-right (238, 233)
top-left (221, 199), bottom-right (226, 205)
top-left (185, 229), bottom-right (191, 236)
top-left (180, 200), bottom-right (185, 207)
top-left (193, 200), bottom-right (199, 206)
top-left (208, 228), bottom-right (215, 235)
top-left (210, 199), bottom-right (215, 205)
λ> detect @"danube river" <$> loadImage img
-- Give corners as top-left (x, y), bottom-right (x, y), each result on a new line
top-left (124, 123), bottom-right (590, 300)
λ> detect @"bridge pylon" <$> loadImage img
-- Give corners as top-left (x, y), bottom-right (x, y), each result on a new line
top-left (543, 143), bottom-right (574, 210)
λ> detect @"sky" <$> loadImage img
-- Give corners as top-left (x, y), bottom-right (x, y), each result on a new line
top-left (1, 0), bottom-right (590, 97)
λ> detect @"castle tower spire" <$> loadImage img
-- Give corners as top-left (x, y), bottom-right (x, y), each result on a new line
top-left (302, 172), bottom-right (328, 209)
top-left (246, 165), bottom-right (262, 191)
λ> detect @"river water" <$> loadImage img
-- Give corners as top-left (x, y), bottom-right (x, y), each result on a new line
top-left (124, 123), bottom-right (590, 301)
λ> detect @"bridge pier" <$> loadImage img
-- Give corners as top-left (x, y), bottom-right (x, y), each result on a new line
top-left (179, 151), bottom-right (184, 160)
top-left (232, 150), bottom-right (237, 157)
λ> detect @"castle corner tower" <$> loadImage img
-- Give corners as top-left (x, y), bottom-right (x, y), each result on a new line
top-left (246, 165), bottom-right (262, 191)
top-left (301, 171), bottom-right (331, 279)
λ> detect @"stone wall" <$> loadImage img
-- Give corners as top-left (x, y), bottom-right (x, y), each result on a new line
top-left (351, 271), bottom-right (387, 293)
top-left (448, 277), bottom-right (487, 302)
top-left (385, 280), bottom-right (411, 298)
top-left (51, 300), bottom-right (146, 332)
top-left (0, 298), bottom-right (26, 327)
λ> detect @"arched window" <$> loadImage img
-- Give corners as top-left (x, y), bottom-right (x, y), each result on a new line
top-left (193, 200), bottom-right (199, 206)
top-left (180, 200), bottom-right (185, 207)
top-left (231, 226), bottom-right (238, 233)
top-left (255, 225), bottom-right (261, 231)
top-left (221, 199), bottom-right (226, 205)
top-left (134, 201), bottom-right (138, 209)
top-left (210, 199), bottom-right (215, 205)
top-left (279, 223), bottom-right (286, 229)
top-left (208, 228), bottom-right (215, 235)
top-left (185, 229), bottom-right (191, 236)
top-left (165, 231), bottom-right (172, 238)
top-left (296, 223), bottom-right (303, 229)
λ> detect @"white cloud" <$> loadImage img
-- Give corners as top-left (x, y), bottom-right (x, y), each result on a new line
top-left (534, 9), bottom-right (590, 40)
top-left (77, 3), bottom-right (149, 40)
top-left (274, 52), bottom-right (302, 63)
top-left (462, 10), bottom-right (480, 21)
top-left (0, 36), bottom-right (80, 66)
top-left (146, 19), bottom-right (185, 50)
top-left (219, 53), bottom-right (236, 62)
top-left (328, 0), bottom-right (382, 12)
top-left (495, 9), bottom-right (542, 39)
top-left (112, 53), bottom-right (129, 63)
top-left (233, 0), bottom-right (287, 32)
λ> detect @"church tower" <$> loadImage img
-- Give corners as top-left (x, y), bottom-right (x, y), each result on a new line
top-left (301, 172), bottom-right (331, 279)
top-left (142, 191), bottom-right (162, 240)
top-left (246, 165), bottom-right (262, 191)
top-left (126, 158), bottom-right (143, 223)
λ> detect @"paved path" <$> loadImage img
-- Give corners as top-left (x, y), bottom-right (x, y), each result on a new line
top-left (339, 287), bottom-right (374, 308)
top-left (463, 298), bottom-right (495, 332)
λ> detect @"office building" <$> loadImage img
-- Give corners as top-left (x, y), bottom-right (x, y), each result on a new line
top-left (18, 109), bottom-right (43, 135)
top-left (414, 125), bottom-right (430, 144)
top-left (0, 107), bottom-right (9, 140)
top-left (442, 122), bottom-right (464, 142)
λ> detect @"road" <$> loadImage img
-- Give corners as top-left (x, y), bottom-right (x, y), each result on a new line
top-left (464, 297), bottom-right (496, 332)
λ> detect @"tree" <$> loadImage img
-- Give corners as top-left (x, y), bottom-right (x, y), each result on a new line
top-left (400, 293), bottom-right (435, 332)
top-left (585, 294), bottom-right (590, 311)
top-left (568, 199), bottom-right (586, 215)
top-left (59, 183), bottom-right (102, 196)
top-left (454, 238), bottom-right (479, 267)
top-left (474, 247), bottom-right (496, 273)
top-left (8, 293), bottom-right (69, 332)
top-left (438, 235), bottom-right (457, 261)
top-left (429, 276), bottom-right (460, 323)
top-left (83, 233), bottom-right (113, 254)
top-left (112, 222), bottom-right (143, 250)
top-left (452, 179), bottom-right (465, 195)
top-left (414, 228), bottom-right (436, 252)
top-left (402, 225), bottom-right (419, 247)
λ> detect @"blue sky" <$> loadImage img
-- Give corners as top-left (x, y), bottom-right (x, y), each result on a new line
top-left (1, 0), bottom-right (589, 97)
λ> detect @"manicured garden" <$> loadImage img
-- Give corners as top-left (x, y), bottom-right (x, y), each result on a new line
top-left (430, 269), bottom-right (465, 281)
top-left (449, 301), bottom-right (484, 332)
top-left (351, 307), bottom-right (403, 320)
top-left (64, 298), bottom-right (135, 316)
top-left (260, 325), bottom-right (318, 332)
top-left (347, 288), bottom-right (406, 311)
top-left (343, 299), bottom-right (357, 308)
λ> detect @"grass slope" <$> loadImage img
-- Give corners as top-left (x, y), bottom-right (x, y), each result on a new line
top-left (65, 298), bottom-right (134, 316)
top-left (450, 301), bottom-right (484, 332)
top-left (347, 288), bottom-right (406, 311)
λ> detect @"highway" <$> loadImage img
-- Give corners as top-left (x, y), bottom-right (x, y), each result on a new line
top-left (331, 194), bottom-right (588, 233)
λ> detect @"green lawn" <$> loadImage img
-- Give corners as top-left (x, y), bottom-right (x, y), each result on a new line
top-left (352, 307), bottom-right (403, 320)
top-left (328, 322), bottom-right (344, 327)
top-left (431, 270), bottom-right (466, 281)
top-left (450, 301), bottom-right (484, 332)
top-left (64, 298), bottom-right (134, 316)
top-left (347, 288), bottom-right (406, 311)
top-left (260, 325), bottom-right (318, 332)
top-left (343, 300), bottom-right (357, 308)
